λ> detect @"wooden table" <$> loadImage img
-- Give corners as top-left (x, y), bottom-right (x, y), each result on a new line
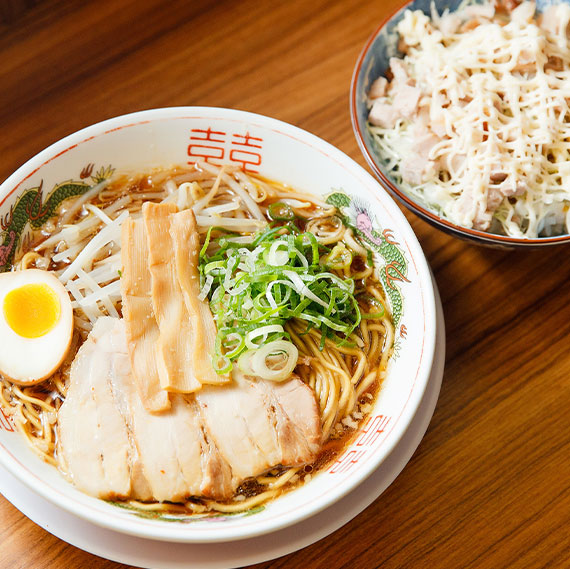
top-left (1, 0), bottom-right (569, 567)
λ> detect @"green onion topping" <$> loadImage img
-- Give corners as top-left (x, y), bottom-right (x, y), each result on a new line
top-left (199, 224), bottom-right (363, 377)
top-left (268, 202), bottom-right (295, 221)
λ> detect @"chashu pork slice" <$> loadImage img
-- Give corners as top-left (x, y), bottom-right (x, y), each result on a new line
top-left (110, 362), bottom-right (233, 502)
top-left (195, 371), bottom-right (283, 482)
top-left (255, 377), bottom-right (322, 464)
top-left (57, 317), bottom-right (234, 502)
top-left (196, 369), bottom-right (322, 486)
top-left (57, 317), bottom-right (133, 499)
top-left (58, 317), bottom-right (322, 503)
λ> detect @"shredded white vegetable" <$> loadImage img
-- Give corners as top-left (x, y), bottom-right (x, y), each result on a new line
top-left (194, 215), bottom-right (266, 232)
top-left (40, 163), bottom-right (274, 334)
top-left (368, 1), bottom-right (570, 237)
top-left (58, 210), bottom-right (128, 283)
top-left (198, 162), bottom-right (266, 220)
top-left (85, 203), bottom-right (113, 225)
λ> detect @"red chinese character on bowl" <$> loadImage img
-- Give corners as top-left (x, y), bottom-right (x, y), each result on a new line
top-left (188, 128), bottom-right (226, 163)
top-left (230, 132), bottom-right (263, 172)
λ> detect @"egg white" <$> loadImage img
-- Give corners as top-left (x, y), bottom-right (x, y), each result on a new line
top-left (0, 269), bottom-right (73, 385)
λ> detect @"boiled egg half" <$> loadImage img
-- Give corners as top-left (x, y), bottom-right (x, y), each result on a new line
top-left (0, 269), bottom-right (73, 385)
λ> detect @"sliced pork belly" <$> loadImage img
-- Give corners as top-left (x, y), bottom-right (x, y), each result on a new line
top-left (57, 317), bottom-right (132, 499)
top-left (197, 370), bottom-right (322, 483)
top-left (196, 371), bottom-right (283, 481)
top-left (110, 352), bottom-right (233, 501)
top-left (112, 371), bottom-right (200, 501)
top-left (254, 376), bottom-right (322, 464)
top-left (58, 317), bottom-right (322, 503)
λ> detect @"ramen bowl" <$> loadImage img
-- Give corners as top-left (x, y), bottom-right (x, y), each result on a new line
top-left (351, 0), bottom-right (570, 248)
top-left (0, 107), bottom-right (437, 543)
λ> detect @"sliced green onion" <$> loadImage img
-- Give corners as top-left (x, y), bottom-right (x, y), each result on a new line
top-left (249, 340), bottom-right (298, 381)
top-left (199, 226), bottom-right (216, 257)
top-left (245, 324), bottom-right (285, 349)
top-left (268, 202), bottom-right (295, 221)
top-left (198, 274), bottom-right (214, 301)
top-left (282, 270), bottom-right (329, 309)
top-left (237, 349), bottom-right (256, 375)
top-left (211, 354), bottom-right (232, 375)
top-left (300, 232), bottom-right (320, 265)
top-left (361, 311), bottom-right (385, 319)
top-left (266, 241), bottom-right (290, 266)
top-left (204, 260), bottom-right (226, 275)
top-left (220, 332), bottom-right (246, 358)
top-left (323, 243), bottom-right (352, 269)
top-left (199, 221), bottom-right (364, 375)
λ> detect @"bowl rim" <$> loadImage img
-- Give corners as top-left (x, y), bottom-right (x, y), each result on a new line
top-left (349, 0), bottom-right (570, 248)
top-left (0, 106), bottom-right (438, 543)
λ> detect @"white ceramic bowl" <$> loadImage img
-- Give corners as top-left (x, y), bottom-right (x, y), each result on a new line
top-left (0, 107), bottom-right (437, 543)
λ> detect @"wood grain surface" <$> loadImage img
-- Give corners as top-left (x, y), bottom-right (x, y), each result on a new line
top-left (1, 1), bottom-right (569, 568)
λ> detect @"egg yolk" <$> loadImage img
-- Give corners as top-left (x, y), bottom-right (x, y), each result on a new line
top-left (3, 283), bottom-right (61, 338)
